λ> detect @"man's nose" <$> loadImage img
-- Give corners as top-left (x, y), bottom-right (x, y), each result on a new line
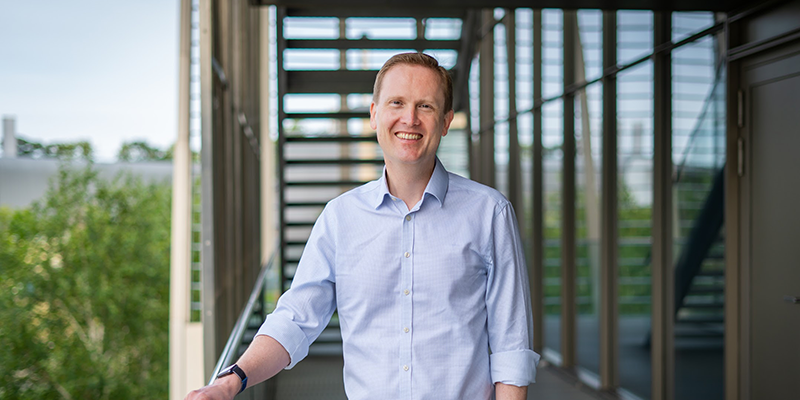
top-left (400, 106), bottom-right (420, 125)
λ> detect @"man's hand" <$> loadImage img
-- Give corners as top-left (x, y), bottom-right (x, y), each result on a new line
top-left (184, 374), bottom-right (240, 400)
top-left (496, 382), bottom-right (528, 400)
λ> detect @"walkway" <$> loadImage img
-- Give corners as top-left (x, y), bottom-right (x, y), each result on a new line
top-left (272, 355), bottom-right (604, 400)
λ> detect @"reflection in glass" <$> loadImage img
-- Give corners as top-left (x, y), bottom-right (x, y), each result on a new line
top-left (617, 10), bottom-right (654, 399)
top-left (541, 8), bottom-right (563, 361)
top-left (672, 12), bottom-right (726, 400)
top-left (575, 10), bottom-right (603, 377)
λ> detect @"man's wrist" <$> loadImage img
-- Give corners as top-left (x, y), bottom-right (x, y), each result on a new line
top-left (214, 373), bottom-right (243, 398)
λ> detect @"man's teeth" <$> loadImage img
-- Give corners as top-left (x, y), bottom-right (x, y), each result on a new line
top-left (396, 132), bottom-right (422, 140)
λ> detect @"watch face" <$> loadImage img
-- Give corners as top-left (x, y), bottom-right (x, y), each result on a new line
top-left (217, 365), bottom-right (234, 378)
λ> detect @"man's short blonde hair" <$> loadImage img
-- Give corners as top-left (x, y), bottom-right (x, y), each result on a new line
top-left (372, 52), bottom-right (454, 113)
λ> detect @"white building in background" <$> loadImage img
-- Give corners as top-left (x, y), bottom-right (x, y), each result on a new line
top-left (0, 115), bottom-right (174, 209)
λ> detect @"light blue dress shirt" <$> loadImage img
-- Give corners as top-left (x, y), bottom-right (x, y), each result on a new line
top-left (257, 158), bottom-right (540, 399)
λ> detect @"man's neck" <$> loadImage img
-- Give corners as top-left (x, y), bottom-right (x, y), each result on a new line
top-left (384, 159), bottom-right (436, 210)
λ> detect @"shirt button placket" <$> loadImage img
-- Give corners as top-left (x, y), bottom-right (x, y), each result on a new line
top-left (399, 212), bottom-right (414, 398)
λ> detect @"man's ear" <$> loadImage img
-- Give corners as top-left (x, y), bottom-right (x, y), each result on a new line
top-left (441, 109), bottom-right (455, 137)
top-left (369, 102), bottom-right (377, 130)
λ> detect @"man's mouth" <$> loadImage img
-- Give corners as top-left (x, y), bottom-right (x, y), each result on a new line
top-left (395, 132), bottom-right (422, 140)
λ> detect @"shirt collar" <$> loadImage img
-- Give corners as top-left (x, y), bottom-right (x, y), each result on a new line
top-left (373, 157), bottom-right (449, 209)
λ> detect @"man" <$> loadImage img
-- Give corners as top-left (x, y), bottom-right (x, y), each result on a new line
top-left (186, 53), bottom-right (539, 400)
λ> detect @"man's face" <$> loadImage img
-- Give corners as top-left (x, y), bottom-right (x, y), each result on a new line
top-left (370, 64), bottom-right (454, 170)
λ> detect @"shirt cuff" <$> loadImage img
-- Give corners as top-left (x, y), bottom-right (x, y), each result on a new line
top-left (256, 313), bottom-right (310, 370)
top-left (490, 349), bottom-right (541, 386)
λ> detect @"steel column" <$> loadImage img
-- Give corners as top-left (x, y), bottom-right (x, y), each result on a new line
top-left (479, 9), bottom-right (496, 187)
top-left (199, 0), bottom-right (217, 381)
top-left (652, 11), bottom-right (675, 400)
top-left (561, 9), bottom-right (577, 368)
top-left (531, 8), bottom-right (545, 355)
top-left (599, 9), bottom-right (619, 391)
top-left (506, 10), bottom-right (522, 218)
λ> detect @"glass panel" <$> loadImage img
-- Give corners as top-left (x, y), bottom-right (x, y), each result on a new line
top-left (672, 12), bottom-right (726, 400)
top-left (515, 8), bottom-right (535, 261)
top-left (495, 19), bottom-right (509, 195)
top-left (574, 10), bottom-right (603, 377)
top-left (542, 8), bottom-right (563, 361)
top-left (617, 11), bottom-right (654, 399)
top-left (617, 11), bottom-right (654, 66)
top-left (578, 10), bottom-right (603, 82)
top-left (425, 18), bottom-right (462, 40)
top-left (672, 12), bottom-right (716, 43)
top-left (575, 81), bottom-right (603, 376)
top-left (283, 17), bottom-right (339, 39)
top-left (283, 49), bottom-right (340, 70)
top-left (543, 98), bottom-right (563, 360)
top-left (345, 17), bottom-right (416, 40)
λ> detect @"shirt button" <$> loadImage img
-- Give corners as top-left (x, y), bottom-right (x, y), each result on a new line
top-left (403, 365), bottom-right (409, 371)
top-left (404, 327), bottom-right (409, 333)
top-left (404, 252), bottom-right (410, 258)
top-left (405, 215), bottom-right (411, 221)
top-left (403, 289), bottom-right (410, 296)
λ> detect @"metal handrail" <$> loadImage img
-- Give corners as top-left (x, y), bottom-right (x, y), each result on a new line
top-left (208, 252), bottom-right (277, 385)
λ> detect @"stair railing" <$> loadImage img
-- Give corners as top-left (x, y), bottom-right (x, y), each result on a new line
top-left (208, 252), bottom-right (278, 385)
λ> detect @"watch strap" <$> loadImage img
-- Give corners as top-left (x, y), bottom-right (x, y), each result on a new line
top-left (217, 364), bottom-right (248, 395)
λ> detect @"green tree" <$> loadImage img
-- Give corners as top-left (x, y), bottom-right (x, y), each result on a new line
top-left (16, 138), bottom-right (93, 161)
top-left (0, 163), bottom-right (171, 399)
top-left (117, 141), bottom-right (171, 162)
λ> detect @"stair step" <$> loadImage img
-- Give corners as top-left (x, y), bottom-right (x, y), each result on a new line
top-left (674, 328), bottom-right (724, 338)
top-left (285, 135), bottom-right (377, 143)
top-left (287, 38), bottom-right (460, 50)
top-left (286, 158), bottom-right (384, 165)
top-left (286, 201), bottom-right (329, 207)
top-left (286, 70), bottom-right (376, 94)
top-left (681, 301), bottom-right (724, 309)
top-left (687, 286), bottom-right (724, 295)
top-left (284, 111), bottom-right (370, 119)
top-left (286, 180), bottom-right (369, 186)
top-left (286, 222), bottom-right (316, 227)
top-left (697, 269), bottom-right (724, 277)
top-left (677, 314), bottom-right (724, 323)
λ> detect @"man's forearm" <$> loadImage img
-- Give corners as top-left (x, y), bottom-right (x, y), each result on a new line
top-left (496, 383), bottom-right (528, 400)
top-left (185, 335), bottom-right (290, 400)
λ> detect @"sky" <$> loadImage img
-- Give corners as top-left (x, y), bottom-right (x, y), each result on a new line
top-left (1, 0), bottom-right (179, 162)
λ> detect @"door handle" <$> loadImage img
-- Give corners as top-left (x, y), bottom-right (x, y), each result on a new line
top-left (784, 296), bottom-right (800, 304)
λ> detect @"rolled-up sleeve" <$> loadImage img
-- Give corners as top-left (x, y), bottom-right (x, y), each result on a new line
top-left (485, 202), bottom-right (540, 386)
top-left (255, 205), bottom-right (338, 370)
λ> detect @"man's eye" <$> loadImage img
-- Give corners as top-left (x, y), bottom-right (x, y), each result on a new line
top-left (419, 104), bottom-right (432, 109)
top-left (390, 100), bottom-right (402, 105)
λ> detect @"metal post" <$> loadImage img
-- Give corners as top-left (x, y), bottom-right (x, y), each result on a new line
top-left (652, 11), bottom-right (675, 400)
top-left (198, 0), bottom-right (217, 382)
top-left (531, 8), bottom-right (544, 355)
top-left (479, 9), bottom-right (495, 188)
top-left (169, 1), bottom-right (194, 398)
top-left (506, 10), bottom-right (522, 222)
top-left (599, 9), bottom-right (619, 391)
top-left (561, 9), bottom-right (577, 368)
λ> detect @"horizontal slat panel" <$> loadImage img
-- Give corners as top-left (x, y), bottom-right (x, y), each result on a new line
top-left (287, 39), bottom-right (460, 50)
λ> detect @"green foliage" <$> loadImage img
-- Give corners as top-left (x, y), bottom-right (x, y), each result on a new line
top-left (16, 138), bottom-right (93, 161)
top-left (0, 163), bottom-right (171, 399)
top-left (117, 141), bottom-right (172, 162)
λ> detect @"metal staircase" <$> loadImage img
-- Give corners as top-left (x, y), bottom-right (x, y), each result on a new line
top-left (275, 6), bottom-right (476, 353)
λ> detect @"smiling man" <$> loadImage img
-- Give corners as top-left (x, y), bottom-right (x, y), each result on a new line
top-left (186, 53), bottom-right (539, 400)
